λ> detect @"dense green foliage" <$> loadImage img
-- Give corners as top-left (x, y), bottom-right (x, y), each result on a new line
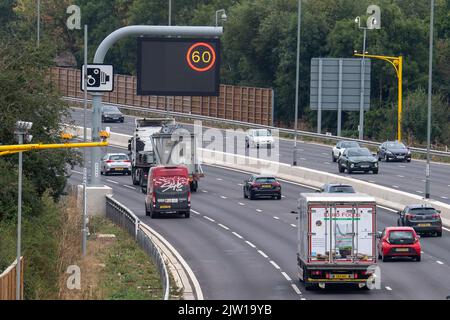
top-left (4, 0), bottom-right (450, 145)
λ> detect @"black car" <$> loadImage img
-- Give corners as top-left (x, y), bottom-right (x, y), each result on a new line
top-left (319, 183), bottom-right (355, 193)
top-left (101, 105), bottom-right (124, 123)
top-left (337, 147), bottom-right (379, 174)
top-left (397, 204), bottom-right (442, 237)
top-left (243, 175), bottom-right (281, 200)
top-left (377, 141), bottom-right (411, 162)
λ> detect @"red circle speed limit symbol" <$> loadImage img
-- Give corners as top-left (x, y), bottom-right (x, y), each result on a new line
top-left (186, 42), bottom-right (216, 72)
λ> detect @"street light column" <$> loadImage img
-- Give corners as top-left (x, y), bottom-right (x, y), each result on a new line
top-left (426, 0), bottom-right (435, 199)
top-left (293, 0), bottom-right (302, 166)
top-left (16, 132), bottom-right (23, 300)
top-left (359, 27), bottom-right (367, 140)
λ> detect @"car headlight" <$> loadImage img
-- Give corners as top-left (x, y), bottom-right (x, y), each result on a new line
top-left (386, 151), bottom-right (393, 155)
top-left (374, 162), bottom-right (378, 167)
top-left (350, 163), bottom-right (355, 168)
top-left (407, 150), bottom-right (411, 154)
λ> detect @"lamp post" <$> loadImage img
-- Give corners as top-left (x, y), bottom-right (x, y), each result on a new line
top-left (215, 9), bottom-right (227, 27)
top-left (426, 0), bottom-right (435, 199)
top-left (293, 0), bottom-right (302, 166)
top-left (37, 0), bottom-right (40, 47)
top-left (14, 121), bottom-right (33, 300)
top-left (355, 16), bottom-right (369, 140)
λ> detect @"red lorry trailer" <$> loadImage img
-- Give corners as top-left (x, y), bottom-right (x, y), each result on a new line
top-left (296, 193), bottom-right (378, 290)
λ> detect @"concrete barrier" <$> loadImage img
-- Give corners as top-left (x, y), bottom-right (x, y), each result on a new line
top-left (67, 125), bottom-right (450, 227)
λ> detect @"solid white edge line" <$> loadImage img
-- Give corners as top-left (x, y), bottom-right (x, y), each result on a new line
top-left (281, 272), bottom-right (292, 281)
top-left (257, 250), bottom-right (268, 258)
top-left (269, 260), bottom-right (281, 270)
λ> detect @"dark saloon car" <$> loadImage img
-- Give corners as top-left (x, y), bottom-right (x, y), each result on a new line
top-left (101, 105), bottom-right (124, 123)
top-left (337, 147), bottom-right (379, 174)
top-left (319, 183), bottom-right (355, 193)
top-left (377, 141), bottom-right (411, 162)
top-left (397, 204), bottom-right (442, 237)
top-left (243, 175), bottom-right (281, 200)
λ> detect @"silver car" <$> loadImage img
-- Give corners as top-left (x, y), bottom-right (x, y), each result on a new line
top-left (101, 153), bottom-right (131, 175)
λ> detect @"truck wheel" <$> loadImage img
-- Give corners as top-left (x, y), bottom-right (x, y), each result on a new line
top-left (382, 254), bottom-right (389, 262)
top-left (304, 283), bottom-right (316, 291)
top-left (131, 169), bottom-right (139, 186)
top-left (145, 204), bottom-right (150, 216)
top-left (184, 211), bottom-right (190, 219)
top-left (372, 169), bottom-right (378, 174)
top-left (190, 180), bottom-right (198, 192)
top-left (436, 231), bottom-right (442, 237)
top-left (338, 164), bottom-right (345, 173)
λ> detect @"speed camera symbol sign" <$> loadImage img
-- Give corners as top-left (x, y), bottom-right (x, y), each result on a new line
top-left (81, 64), bottom-right (114, 92)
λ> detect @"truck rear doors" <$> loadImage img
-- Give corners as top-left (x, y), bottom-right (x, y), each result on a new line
top-left (308, 203), bottom-right (376, 264)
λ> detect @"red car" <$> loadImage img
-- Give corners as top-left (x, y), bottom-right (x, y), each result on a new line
top-left (377, 227), bottom-right (421, 262)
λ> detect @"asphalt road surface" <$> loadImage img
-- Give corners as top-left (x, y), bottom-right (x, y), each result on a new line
top-left (67, 144), bottom-right (450, 300)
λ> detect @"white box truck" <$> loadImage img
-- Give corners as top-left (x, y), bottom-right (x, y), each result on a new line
top-left (296, 193), bottom-right (378, 290)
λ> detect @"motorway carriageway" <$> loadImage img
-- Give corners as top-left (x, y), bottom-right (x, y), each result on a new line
top-left (69, 144), bottom-right (450, 300)
top-left (69, 108), bottom-right (450, 205)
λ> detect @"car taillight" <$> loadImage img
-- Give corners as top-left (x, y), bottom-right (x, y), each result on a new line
top-left (405, 214), bottom-right (414, 220)
top-left (123, 160), bottom-right (130, 163)
top-left (431, 214), bottom-right (440, 219)
top-left (106, 160), bottom-right (113, 163)
top-left (311, 270), bottom-right (322, 276)
top-left (152, 192), bottom-right (156, 204)
top-left (273, 182), bottom-right (280, 187)
top-left (188, 191), bottom-right (191, 203)
top-left (252, 183), bottom-right (261, 188)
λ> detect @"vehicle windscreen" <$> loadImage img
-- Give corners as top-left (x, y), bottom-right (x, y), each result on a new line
top-left (386, 142), bottom-right (405, 149)
top-left (103, 106), bottom-right (120, 113)
top-left (329, 186), bottom-right (355, 193)
top-left (410, 207), bottom-right (437, 215)
top-left (348, 148), bottom-right (371, 157)
top-left (109, 154), bottom-right (128, 161)
top-left (254, 130), bottom-right (271, 137)
top-left (389, 231), bottom-right (415, 244)
top-left (341, 141), bottom-right (359, 148)
top-left (255, 177), bottom-right (276, 183)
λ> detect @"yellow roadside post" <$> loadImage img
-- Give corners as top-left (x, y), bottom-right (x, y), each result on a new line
top-left (354, 53), bottom-right (403, 141)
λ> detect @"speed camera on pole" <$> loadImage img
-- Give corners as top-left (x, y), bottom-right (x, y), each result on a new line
top-left (81, 64), bottom-right (114, 92)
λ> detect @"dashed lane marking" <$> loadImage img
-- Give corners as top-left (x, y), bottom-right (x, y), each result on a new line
top-left (123, 185), bottom-right (136, 190)
top-left (258, 250), bottom-right (268, 258)
top-left (203, 216), bottom-right (215, 222)
top-left (385, 286), bottom-right (393, 291)
top-left (232, 232), bottom-right (243, 239)
top-left (245, 241), bottom-right (256, 248)
top-left (106, 179), bottom-right (119, 184)
top-left (291, 224), bottom-right (296, 228)
top-left (291, 284), bottom-right (301, 295)
top-left (437, 261), bottom-right (444, 265)
top-left (256, 209), bottom-right (262, 213)
top-left (220, 196), bottom-right (227, 199)
top-left (270, 261), bottom-right (281, 270)
top-left (238, 202), bottom-right (245, 206)
top-left (218, 223), bottom-right (230, 230)
top-left (273, 216), bottom-right (280, 220)
top-left (281, 272), bottom-right (292, 281)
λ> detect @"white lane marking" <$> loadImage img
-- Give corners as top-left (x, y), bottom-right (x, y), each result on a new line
top-left (321, 153), bottom-right (328, 156)
top-left (232, 232), bottom-right (243, 239)
top-left (397, 175), bottom-right (405, 178)
top-left (245, 241), bottom-right (256, 248)
top-left (72, 170), bottom-right (83, 175)
top-left (416, 191), bottom-right (424, 194)
top-left (437, 261), bottom-right (444, 265)
top-left (270, 261), bottom-right (281, 270)
top-left (301, 298), bottom-right (307, 300)
top-left (218, 223), bottom-right (230, 230)
top-left (193, 211), bottom-right (200, 215)
top-left (393, 185), bottom-right (399, 189)
top-left (202, 190), bottom-right (208, 193)
top-left (281, 272), bottom-right (292, 281)
top-left (220, 195), bottom-right (227, 199)
top-left (273, 216), bottom-right (280, 220)
top-left (106, 179), bottom-right (119, 184)
top-left (123, 185), bottom-right (136, 190)
top-left (203, 216), bottom-right (215, 222)
top-left (385, 286), bottom-right (393, 291)
top-left (237, 183), bottom-right (243, 186)
top-left (300, 157), bottom-right (306, 160)
top-left (291, 284), bottom-right (302, 295)
top-left (258, 250), bottom-right (268, 258)
top-left (441, 196), bottom-right (448, 199)
top-left (238, 202), bottom-right (245, 206)
top-left (216, 178), bottom-right (223, 181)
top-left (256, 209), bottom-right (262, 213)
top-left (369, 180), bottom-right (376, 183)
top-left (399, 165), bottom-right (406, 168)
top-left (324, 162), bottom-right (331, 165)
top-left (281, 195), bottom-right (286, 198)
top-left (291, 224), bottom-right (297, 228)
